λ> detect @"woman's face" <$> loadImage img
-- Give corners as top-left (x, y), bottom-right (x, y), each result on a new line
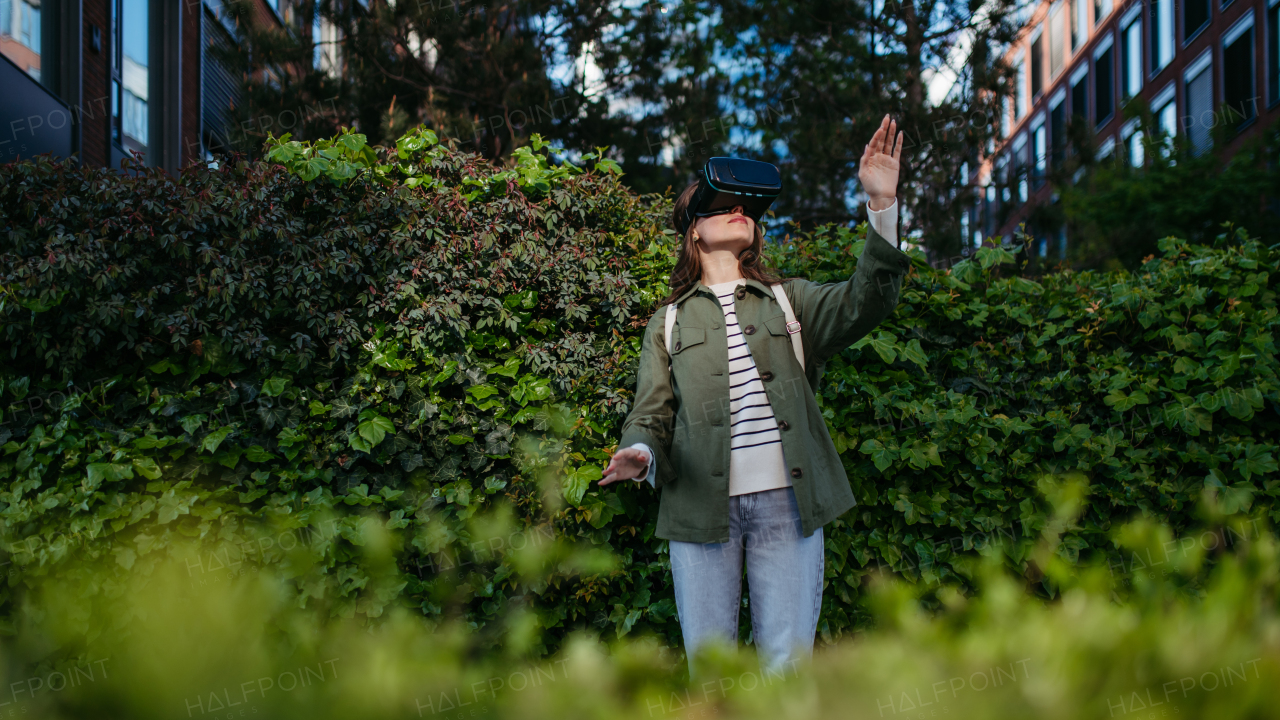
top-left (692, 205), bottom-right (754, 254)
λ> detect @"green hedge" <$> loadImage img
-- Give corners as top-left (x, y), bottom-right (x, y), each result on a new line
top-left (1, 130), bottom-right (1278, 658)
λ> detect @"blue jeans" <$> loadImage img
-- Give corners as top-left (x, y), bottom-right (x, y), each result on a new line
top-left (669, 486), bottom-right (825, 677)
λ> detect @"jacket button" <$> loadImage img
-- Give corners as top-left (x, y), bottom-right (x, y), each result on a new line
top-left (760, 371), bottom-right (773, 381)
top-left (778, 420), bottom-right (790, 430)
top-left (790, 467), bottom-right (802, 478)
top-left (674, 341), bottom-right (681, 351)
top-left (735, 287), bottom-right (747, 300)
top-left (743, 325), bottom-right (756, 335)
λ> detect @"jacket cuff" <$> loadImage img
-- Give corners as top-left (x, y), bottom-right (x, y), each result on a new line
top-left (866, 198), bottom-right (898, 244)
top-left (628, 443), bottom-right (657, 488)
top-left (864, 220), bottom-right (913, 274)
top-left (618, 430), bottom-right (674, 488)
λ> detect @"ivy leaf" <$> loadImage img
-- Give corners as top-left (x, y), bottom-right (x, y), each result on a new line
top-left (899, 339), bottom-right (929, 370)
top-left (562, 465), bottom-right (599, 505)
top-left (468, 384), bottom-right (499, 400)
top-left (202, 426), bottom-right (233, 454)
top-left (261, 377), bottom-right (288, 397)
top-left (348, 432), bottom-right (372, 453)
top-left (853, 332), bottom-right (898, 364)
top-left (1103, 390), bottom-right (1149, 411)
top-left (1234, 444), bottom-right (1278, 482)
top-left (245, 446), bottom-right (276, 463)
top-left (331, 396), bottom-right (359, 419)
top-left (87, 462), bottom-right (134, 488)
top-left (904, 440), bottom-right (943, 469)
top-left (357, 414), bottom-right (394, 447)
top-left (859, 439), bottom-right (897, 472)
top-left (132, 457), bottom-right (162, 480)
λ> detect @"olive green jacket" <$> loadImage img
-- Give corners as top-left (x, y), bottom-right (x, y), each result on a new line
top-left (618, 224), bottom-right (912, 543)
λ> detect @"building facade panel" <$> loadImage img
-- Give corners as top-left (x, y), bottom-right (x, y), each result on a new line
top-left (967, 0), bottom-right (1274, 259)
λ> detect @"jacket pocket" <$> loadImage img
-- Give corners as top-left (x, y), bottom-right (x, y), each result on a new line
top-left (672, 326), bottom-right (705, 354)
top-left (763, 314), bottom-right (791, 337)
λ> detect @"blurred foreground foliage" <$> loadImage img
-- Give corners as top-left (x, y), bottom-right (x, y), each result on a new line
top-left (0, 127), bottom-right (1278, 686)
top-left (6, 492), bottom-right (1280, 720)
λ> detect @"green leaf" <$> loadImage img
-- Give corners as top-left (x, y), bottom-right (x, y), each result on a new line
top-left (132, 457), bottom-right (162, 480)
top-left (562, 465), bottom-right (599, 505)
top-left (1234, 444), bottom-right (1278, 482)
top-left (202, 426), bottom-right (233, 454)
top-left (853, 332), bottom-right (898, 364)
top-left (899, 339), bottom-right (929, 369)
top-left (262, 377), bottom-right (288, 397)
top-left (348, 432), bottom-right (372, 453)
top-left (357, 414), bottom-right (395, 447)
top-left (859, 439), bottom-right (897, 472)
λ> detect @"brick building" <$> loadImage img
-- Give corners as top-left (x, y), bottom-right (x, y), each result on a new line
top-left (961, 0), bottom-right (1272, 260)
top-left (0, 0), bottom-right (339, 170)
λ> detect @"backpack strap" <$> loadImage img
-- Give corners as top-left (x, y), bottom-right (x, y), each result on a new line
top-left (664, 302), bottom-right (677, 369)
top-left (664, 286), bottom-right (804, 371)
top-left (770, 282), bottom-right (805, 371)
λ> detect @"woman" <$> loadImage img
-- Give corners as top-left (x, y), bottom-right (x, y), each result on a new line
top-left (598, 115), bottom-right (912, 676)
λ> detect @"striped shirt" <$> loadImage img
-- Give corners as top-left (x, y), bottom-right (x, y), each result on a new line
top-left (708, 279), bottom-right (791, 496)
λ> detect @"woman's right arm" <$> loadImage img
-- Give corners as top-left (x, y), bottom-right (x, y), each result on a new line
top-left (605, 306), bottom-right (678, 489)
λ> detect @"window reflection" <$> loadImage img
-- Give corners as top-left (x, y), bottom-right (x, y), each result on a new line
top-left (112, 0), bottom-right (149, 154)
top-left (1, 0), bottom-right (42, 80)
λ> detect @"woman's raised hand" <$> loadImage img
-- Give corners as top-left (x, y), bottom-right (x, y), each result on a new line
top-left (859, 114), bottom-right (904, 209)
top-left (599, 447), bottom-right (650, 485)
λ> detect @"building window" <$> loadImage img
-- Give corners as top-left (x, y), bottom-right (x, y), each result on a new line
top-left (1097, 135), bottom-right (1116, 162)
top-left (1184, 50), bottom-right (1213, 155)
top-left (1074, 0), bottom-right (1088, 50)
top-left (1014, 135), bottom-right (1029, 202)
top-left (1094, 37), bottom-right (1115, 127)
top-left (313, 13), bottom-right (341, 76)
top-left (1016, 57), bottom-right (1028, 118)
top-left (1050, 90), bottom-right (1067, 165)
top-left (1056, 224), bottom-right (1068, 259)
top-left (1071, 65), bottom-right (1089, 121)
top-left (1151, 0), bottom-right (1174, 72)
top-left (1185, 0), bottom-right (1211, 42)
top-left (1033, 122), bottom-right (1047, 187)
top-left (1031, 31), bottom-right (1044, 99)
top-left (1123, 15), bottom-right (1143, 98)
top-left (1150, 83), bottom-right (1177, 155)
top-left (1270, 0), bottom-right (1280, 107)
top-left (1051, 2), bottom-right (1065, 76)
top-left (1095, 0), bottom-right (1112, 25)
top-left (111, 0), bottom-right (150, 155)
top-left (1, 0), bottom-right (44, 80)
top-left (1122, 118), bottom-right (1144, 166)
top-left (1222, 13), bottom-right (1256, 129)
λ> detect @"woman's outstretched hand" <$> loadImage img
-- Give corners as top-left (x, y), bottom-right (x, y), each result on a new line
top-left (859, 114), bottom-right (904, 211)
top-left (599, 447), bottom-right (649, 485)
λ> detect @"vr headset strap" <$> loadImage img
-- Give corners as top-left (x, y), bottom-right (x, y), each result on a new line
top-left (664, 284), bottom-right (804, 371)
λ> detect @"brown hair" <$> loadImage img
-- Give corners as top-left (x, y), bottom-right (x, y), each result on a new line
top-left (659, 181), bottom-right (781, 305)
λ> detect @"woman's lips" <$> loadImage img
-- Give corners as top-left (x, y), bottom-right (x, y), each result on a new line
top-left (729, 217), bottom-right (747, 224)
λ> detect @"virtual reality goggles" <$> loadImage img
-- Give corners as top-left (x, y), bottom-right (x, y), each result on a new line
top-left (675, 157), bottom-right (782, 236)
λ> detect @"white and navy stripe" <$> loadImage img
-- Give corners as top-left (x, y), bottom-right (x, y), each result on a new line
top-left (716, 290), bottom-right (782, 452)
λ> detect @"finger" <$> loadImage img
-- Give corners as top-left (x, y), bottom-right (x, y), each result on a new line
top-left (893, 130), bottom-right (904, 160)
top-left (884, 118), bottom-right (896, 154)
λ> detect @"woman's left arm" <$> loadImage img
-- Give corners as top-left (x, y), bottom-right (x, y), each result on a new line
top-left (786, 115), bottom-right (913, 362)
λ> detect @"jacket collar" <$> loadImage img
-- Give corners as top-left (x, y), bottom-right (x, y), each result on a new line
top-left (671, 278), bottom-right (777, 306)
